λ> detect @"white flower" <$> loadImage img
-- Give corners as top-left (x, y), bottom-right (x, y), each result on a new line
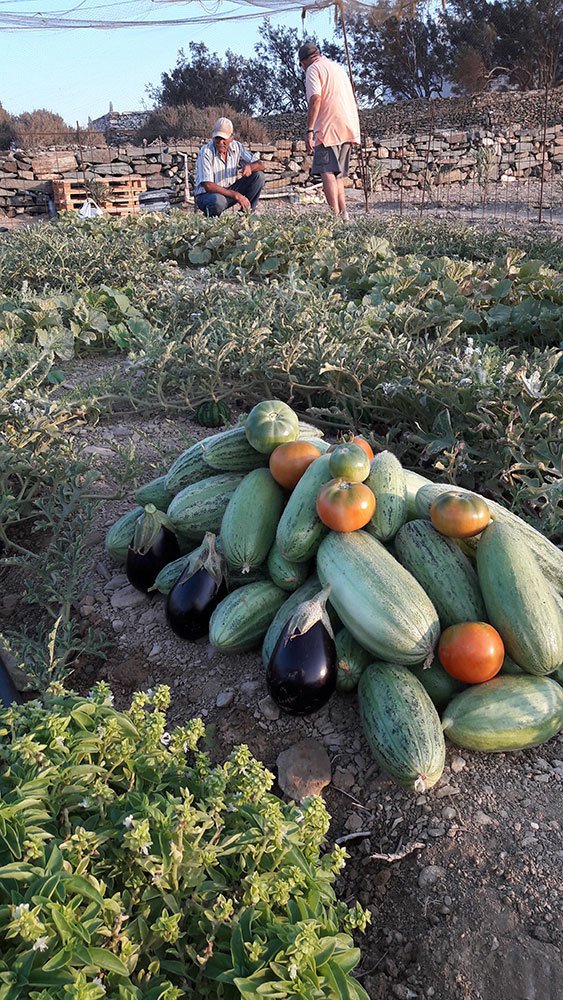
top-left (53, 736), bottom-right (66, 750)
top-left (13, 903), bottom-right (30, 919)
top-left (123, 815), bottom-right (134, 829)
top-left (294, 809), bottom-right (304, 824)
top-left (79, 798), bottom-right (90, 809)
top-left (140, 843), bottom-right (151, 856)
top-left (288, 963), bottom-right (298, 981)
top-left (520, 370), bottom-right (544, 399)
top-left (33, 936), bottom-right (49, 952)
top-left (104, 693), bottom-right (114, 706)
top-left (160, 732), bottom-right (171, 746)
top-left (93, 976), bottom-right (106, 993)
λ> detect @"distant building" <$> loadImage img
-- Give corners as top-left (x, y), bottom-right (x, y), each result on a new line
top-left (88, 108), bottom-right (151, 145)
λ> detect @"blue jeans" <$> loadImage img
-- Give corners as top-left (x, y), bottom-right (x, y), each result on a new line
top-left (196, 171), bottom-right (265, 217)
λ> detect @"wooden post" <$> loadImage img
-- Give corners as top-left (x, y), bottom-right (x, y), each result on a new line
top-left (538, 80), bottom-right (549, 224)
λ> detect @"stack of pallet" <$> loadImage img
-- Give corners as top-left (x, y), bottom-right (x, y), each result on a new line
top-left (53, 175), bottom-right (147, 216)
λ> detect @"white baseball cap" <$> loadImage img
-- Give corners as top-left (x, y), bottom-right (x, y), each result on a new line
top-left (212, 117), bottom-right (234, 139)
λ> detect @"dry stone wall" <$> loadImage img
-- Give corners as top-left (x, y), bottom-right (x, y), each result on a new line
top-left (2, 121), bottom-right (563, 218)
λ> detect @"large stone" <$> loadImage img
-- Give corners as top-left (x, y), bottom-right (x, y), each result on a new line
top-left (276, 739), bottom-right (331, 801)
top-left (85, 147), bottom-right (113, 164)
top-left (132, 162), bottom-right (163, 175)
top-left (93, 162), bottom-right (133, 175)
top-left (32, 151), bottom-right (77, 176)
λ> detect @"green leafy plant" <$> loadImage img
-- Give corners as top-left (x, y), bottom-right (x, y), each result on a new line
top-left (0, 684), bottom-right (370, 999)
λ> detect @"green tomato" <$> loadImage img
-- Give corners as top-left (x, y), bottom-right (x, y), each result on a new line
top-left (244, 400), bottom-right (299, 455)
top-left (328, 443), bottom-right (371, 483)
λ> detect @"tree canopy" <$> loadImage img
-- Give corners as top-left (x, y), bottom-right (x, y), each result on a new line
top-left (147, 0), bottom-right (563, 119)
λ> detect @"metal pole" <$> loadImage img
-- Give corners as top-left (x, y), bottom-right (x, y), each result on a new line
top-left (337, 0), bottom-right (369, 213)
top-left (538, 79), bottom-right (549, 224)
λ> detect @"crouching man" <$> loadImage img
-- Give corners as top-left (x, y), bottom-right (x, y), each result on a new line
top-left (195, 117), bottom-right (265, 217)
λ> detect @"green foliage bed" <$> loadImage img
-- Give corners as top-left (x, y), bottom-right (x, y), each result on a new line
top-left (0, 683), bottom-right (369, 999)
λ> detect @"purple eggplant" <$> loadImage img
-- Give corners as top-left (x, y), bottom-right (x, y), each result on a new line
top-left (126, 504), bottom-right (180, 593)
top-left (266, 588), bottom-right (337, 715)
top-left (166, 532), bottom-right (227, 640)
top-left (0, 653), bottom-right (23, 708)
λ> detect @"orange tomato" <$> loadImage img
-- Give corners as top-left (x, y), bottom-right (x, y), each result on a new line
top-left (269, 441), bottom-right (321, 491)
top-left (438, 622), bottom-right (504, 684)
top-left (316, 479), bottom-right (376, 532)
top-left (430, 492), bottom-right (490, 539)
top-left (352, 436), bottom-right (374, 462)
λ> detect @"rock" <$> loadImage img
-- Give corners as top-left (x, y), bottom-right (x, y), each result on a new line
top-left (333, 766), bottom-right (356, 792)
top-left (104, 574), bottom-right (128, 593)
top-left (109, 654), bottom-right (148, 690)
top-left (450, 756), bottom-right (466, 773)
top-left (216, 689), bottom-right (235, 708)
top-left (110, 585), bottom-right (147, 609)
top-left (418, 865), bottom-right (446, 889)
top-left (475, 809), bottom-right (497, 826)
top-left (258, 695), bottom-right (280, 721)
top-left (344, 812), bottom-right (365, 832)
top-left (240, 679), bottom-right (262, 697)
top-left (276, 738), bottom-right (331, 800)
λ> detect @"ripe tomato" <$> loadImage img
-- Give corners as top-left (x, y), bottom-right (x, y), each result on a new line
top-left (269, 441), bottom-right (321, 491)
top-left (316, 479), bottom-right (376, 532)
top-left (352, 436), bottom-right (374, 462)
top-left (438, 622), bottom-right (504, 684)
top-left (329, 443), bottom-right (371, 483)
top-left (430, 492), bottom-right (490, 539)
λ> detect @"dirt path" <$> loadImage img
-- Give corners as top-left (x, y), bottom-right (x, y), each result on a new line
top-left (2, 390), bottom-right (562, 1000)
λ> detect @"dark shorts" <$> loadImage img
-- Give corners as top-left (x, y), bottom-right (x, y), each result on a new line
top-left (311, 143), bottom-right (352, 177)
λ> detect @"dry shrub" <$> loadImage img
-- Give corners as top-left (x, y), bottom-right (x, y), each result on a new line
top-left (12, 110), bottom-right (74, 148)
top-left (0, 105), bottom-right (17, 151)
top-left (137, 103), bottom-right (270, 145)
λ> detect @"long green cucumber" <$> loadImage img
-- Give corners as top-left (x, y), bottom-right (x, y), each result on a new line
top-left (442, 675), bottom-right (563, 751)
top-left (316, 531), bottom-right (440, 666)
top-left (165, 441), bottom-right (212, 494)
top-left (134, 475), bottom-right (174, 512)
top-left (358, 663), bottom-right (446, 791)
top-left (105, 507), bottom-right (143, 563)
top-left (276, 454), bottom-right (332, 562)
top-left (394, 519), bottom-right (486, 627)
top-left (404, 469), bottom-right (433, 520)
top-left (209, 581), bottom-right (287, 653)
top-left (267, 541), bottom-right (310, 592)
top-left (477, 523), bottom-right (563, 676)
top-left (365, 451), bottom-right (408, 542)
top-left (335, 628), bottom-right (372, 692)
top-left (409, 657), bottom-right (467, 713)
top-left (202, 426), bottom-right (269, 472)
top-left (416, 483), bottom-right (563, 594)
top-left (220, 469), bottom-right (285, 573)
top-left (167, 473), bottom-right (243, 538)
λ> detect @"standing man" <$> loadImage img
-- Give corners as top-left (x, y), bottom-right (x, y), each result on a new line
top-left (195, 117), bottom-right (265, 217)
top-left (299, 42), bottom-right (360, 222)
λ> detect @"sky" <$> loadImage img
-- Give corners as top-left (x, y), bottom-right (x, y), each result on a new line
top-left (1, 2), bottom-right (336, 124)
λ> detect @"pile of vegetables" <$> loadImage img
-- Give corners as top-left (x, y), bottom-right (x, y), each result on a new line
top-left (106, 400), bottom-right (563, 794)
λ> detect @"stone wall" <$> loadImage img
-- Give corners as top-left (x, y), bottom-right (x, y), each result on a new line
top-left (2, 122), bottom-right (563, 218)
top-left (260, 85), bottom-right (563, 140)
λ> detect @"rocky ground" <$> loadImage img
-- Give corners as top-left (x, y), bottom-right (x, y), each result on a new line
top-left (3, 388), bottom-right (561, 1000)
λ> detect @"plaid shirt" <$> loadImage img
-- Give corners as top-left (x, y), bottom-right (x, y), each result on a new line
top-left (195, 139), bottom-right (258, 196)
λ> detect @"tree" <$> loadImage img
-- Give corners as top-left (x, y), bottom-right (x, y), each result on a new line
top-left (149, 43), bottom-right (252, 113)
top-left (12, 109), bottom-right (72, 146)
top-left (444, 0), bottom-right (563, 92)
top-left (345, 11), bottom-right (449, 102)
top-left (244, 22), bottom-right (342, 115)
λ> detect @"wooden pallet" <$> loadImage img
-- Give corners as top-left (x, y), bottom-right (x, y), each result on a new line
top-left (53, 176), bottom-right (147, 216)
